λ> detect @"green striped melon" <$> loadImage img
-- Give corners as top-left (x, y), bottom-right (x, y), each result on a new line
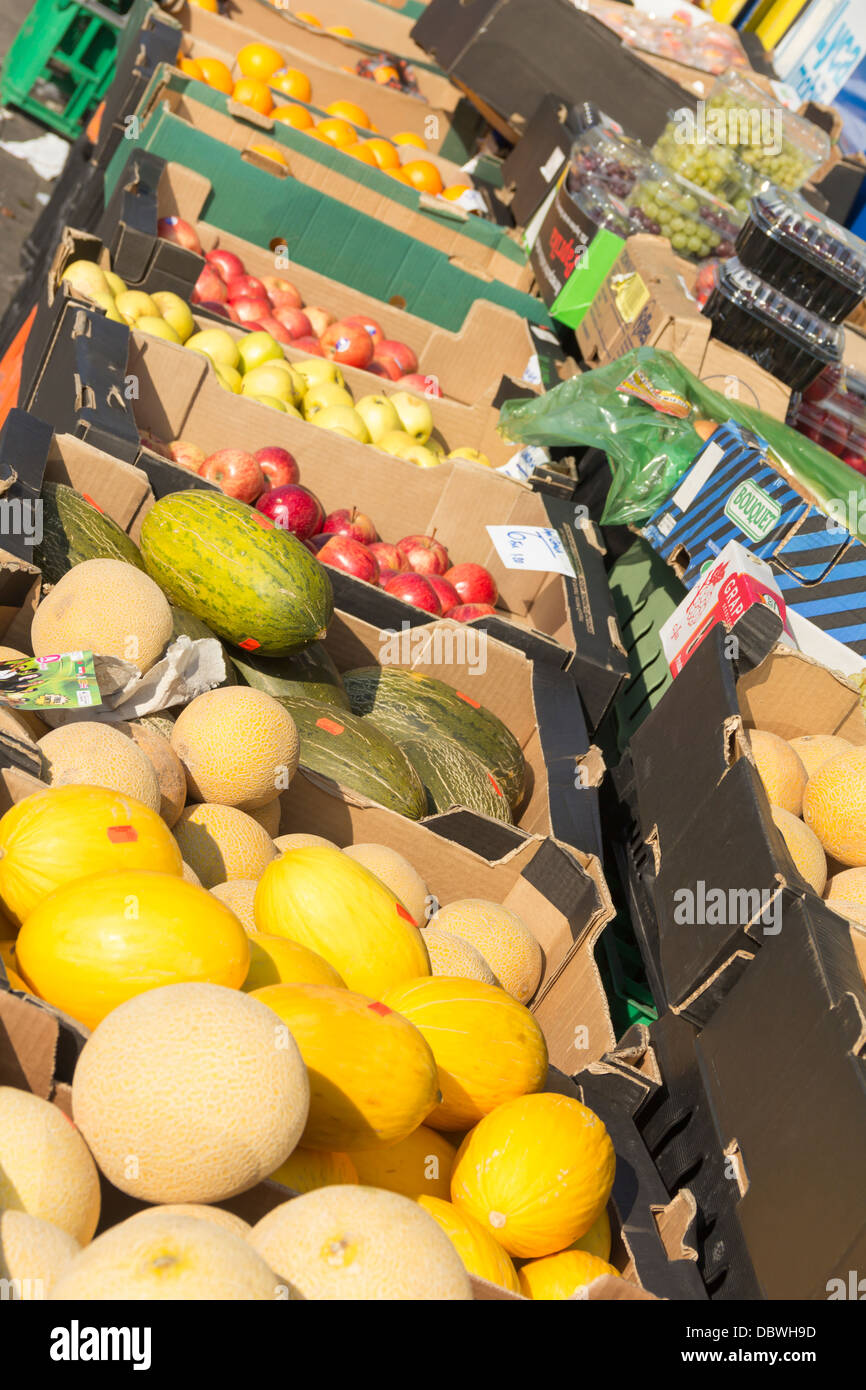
top-left (400, 736), bottom-right (513, 823)
top-left (232, 642), bottom-right (349, 709)
top-left (170, 606), bottom-right (237, 686)
top-left (343, 668), bottom-right (526, 812)
top-left (35, 482), bottom-right (145, 585)
top-left (275, 695), bottom-right (426, 819)
top-left (140, 492), bottom-right (333, 657)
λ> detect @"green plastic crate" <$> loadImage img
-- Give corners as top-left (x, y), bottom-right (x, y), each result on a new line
top-left (596, 913), bottom-right (658, 1035)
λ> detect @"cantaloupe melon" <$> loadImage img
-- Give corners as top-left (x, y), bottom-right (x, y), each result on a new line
top-left (825, 867), bottom-right (866, 906)
top-left (451, 1093), bottom-right (615, 1259)
top-left (243, 933), bottom-right (345, 992)
top-left (771, 806), bottom-right (827, 895)
top-left (31, 559), bottom-right (173, 674)
top-left (0, 1087), bottom-right (100, 1242)
top-left (254, 846), bottom-right (429, 997)
top-left (210, 878), bottom-right (258, 931)
top-left (173, 803), bottom-right (278, 887)
top-left (803, 748), bottom-right (866, 867)
top-left (274, 833), bottom-right (336, 852)
top-left (49, 1213), bottom-right (282, 1300)
top-left (428, 900), bottom-right (542, 1003)
top-left (749, 729), bottom-right (807, 816)
top-left (171, 688), bottom-right (299, 810)
top-left (269, 1148), bottom-right (358, 1193)
top-left (824, 898), bottom-right (866, 927)
top-left (116, 719), bottom-right (187, 826)
top-left (0, 784), bottom-right (182, 926)
top-left (569, 1205), bottom-right (612, 1262)
top-left (38, 722), bottom-right (161, 812)
top-left (0, 1210), bottom-right (81, 1298)
top-left (518, 1249), bottom-right (619, 1299)
top-left (382, 977), bottom-right (548, 1131)
top-left (350, 1126), bottom-right (456, 1200)
top-left (789, 734), bottom-right (853, 783)
top-left (420, 927), bottom-right (496, 984)
top-left (249, 799), bottom-right (281, 837)
top-left (181, 861), bottom-right (202, 886)
top-left (119, 1204), bottom-right (251, 1238)
top-left (342, 844), bottom-right (429, 925)
top-left (72, 982), bottom-right (309, 1203)
top-left (251, 983), bottom-right (438, 1150)
top-left (417, 1195), bottom-right (520, 1292)
top-left (249, 1187), bottom-right (472, 1300)
top-left (17, 870), bottom-right (250, 1030)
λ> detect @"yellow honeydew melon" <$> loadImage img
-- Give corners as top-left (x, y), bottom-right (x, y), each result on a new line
top-left (342, 843), bottom-right (429, 925)
top-left (71, 983), bottom-right (309, 1204)
top-left (417, 1196), bottom-right (520, 1292)
top-left (38, 722), bottom-right (161, 813)
top-left (0, 1087), bottom-right (100, 1243)
top-left (30, 559), bottom-right (173, 674)
top-left (427, 898), bottom-right (542, 1003)
top-left (243, 933), bottom-right (345, 992)
top-left (173, 803), bottom-right (278, 887)
top-left (0, 1210), bottom-right (81, 1298)
top-left (569, 1206), bottom-right (612, 1262)
top-left (269, 1147), bottom-right (358, 1193)
top-left (249, 1187), bottom-right (472, 1300)
top-left (518, 1249), bottom-right (619, 1300)
top-left (170, 687), bottom-right (299, 810)
top-left (350, 1125), bottom-right (456, 1201)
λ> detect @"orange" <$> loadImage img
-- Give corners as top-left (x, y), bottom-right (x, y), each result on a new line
top-left (271, 68), bottom-right (312, 103)
top-left (177, 56), bottom-right (204, 80)
top-left (401, 159), bottom-right (444, 196)
top-left (296, 10), bottom-right (322, 23)
top-left (374, 65), bottom-right (401, 85)
top-left (325, 100), bottom-right (371, 129)
top-left (387, 167), bottom-right (413, 184)
top-left (327, 25), bottom-right (354, 37)
top-left (393, 131), bottom-right (427, 149)
top-left (196, 57), bottom-right (233, 95)
top-left (188, 0), bottom-right (218, 10)
top-left (272, 103), bottom-right (314, 129)
top-left (364, 136), bottom-right (400, 170)
top-left (442, 184), bottom-right (471, 200)
top-left (315, 117), bottom-right (357, 149)
top-left (237, 43), bottom-right (284, 82)
top-left (232, 78), bottom-right (274, 116)
top-left (344, 141), bottom-right (378, 167)
top-left (249, 143), bottom-right (290, 167)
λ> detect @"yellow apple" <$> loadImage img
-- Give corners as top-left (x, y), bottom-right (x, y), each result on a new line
top-left (237, 331), bottom-right (284, 373)
top-left (214, 363), bottom-right (243, 393)
top-left (60, 259), bottom-right (109, 300)
top-left (388, 390), bottom-right (434, 443)
top-left (245, 394), bottom-right (288, 411)
top-left (151, 291), bottom-right (195, 343)
top-left (302, 382), bottom-right (354, 419)
top-left (104, 269), bottom-right (127, 297)
top-left (134, 315), bottom-right (182, 345)
top-left (88, 289), bottom-right (123, 322)
top-left (446, 447), bottom-right (492, 468)
top-left (241, 363), bottom-right (299, 402)
top-left (293, 358), bottom-right (345, 390)
top-left (354, 394), bottom-right (401, 443)
top-left (114, 290), bottom-right (160, 325)
top-left (310, 406), bottom-right (370, 443)
top-left (185, 329), bottom-right (241, 370)
top-left (253, 359), bottom-right (306, 407)
top-left (377, 431), bottom-right (440, 467)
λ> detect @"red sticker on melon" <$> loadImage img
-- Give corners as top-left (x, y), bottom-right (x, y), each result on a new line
top-left (367, 1001), bottom-right (392, 1017)
top-left (238, 638), bottom-right (261, 651)
top-left (456, 691), bottom-right (480, 708)
top-left (396, 903), bottom-right (415, 924)
top-left (82, 493), bottom-right (104, 513)
top-left (488, 774), bottom-right (504, 796)
top-left (315, 718), bottom-right (345, 735)
top-left (107, 825), bottom-right (137, 843)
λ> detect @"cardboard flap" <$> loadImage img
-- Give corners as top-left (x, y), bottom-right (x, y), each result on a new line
top-left (0, 991), bottom-right (59, 1099)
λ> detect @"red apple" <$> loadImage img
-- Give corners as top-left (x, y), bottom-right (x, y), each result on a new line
top-left (322, 508), bottom-right (378, 544)
top-left (139, 429), bottom-right (172, 459)
top-left (429, 574), bottom-right (460, 613)
top-left (317, 535), bottom-right (379, 585)
top-left (254, 446), bottom-right (300, 489)
top-left (261, 276), bottom-right (303, 309)
top-left (308, 533), bottom-right (333, 552)
top-left (370, 354), bottom-right (402, 382)
top-left (448, 603), bottom-right (497, 622)
top-left (399, 372), bottom-right (442, 398)
top-left (167, 440), bottom-right (207, 471)
top-left (191, 265), bottom-right (227, 305)
top-left (293, 336), bottom-right (325, 356)
top-left (197, 300), bottom-right (231, 319)
top-left (443, 562), bottom-right (498, 606)
top-left (226, 274), bottom-right (267, 302)
top-left (384, 572), bottom-right (442, 615)
top-left (368, 541), bottom-right (408, 572)
top-left (198, 449), bottom-right (265, 503)
top-left (157, 216), bottom-right (202, 254)
top-left (256, 481), bottom-right (323, 538)
top-left (301, 537), bottom-right (318, 554)
top-left (272, 306), bottom-right (313, 340)
top-left (321, 321), bottom-right (375, 369)
top-left (378, 565), bottom-right (401, 588)
top-left (306, 306), bottom-right (335, 337)
top-left (375, 339), bottom-right (418, 376)
top-left (255, 313), bottom-right (294, 345)
top-left (396, 533), bottom-right (450, 576)
top-left (206, 248), bottom-right (245, 282)
top-left (232, 295), bottom-right (273, 324)
top-left (342, 312), bottom-right (384, 346)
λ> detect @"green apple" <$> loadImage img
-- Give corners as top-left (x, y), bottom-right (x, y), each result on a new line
top-left (253, 359), bottom-right (306, 408)
top-left (388, 390), bottom-right (434, 444)
top-left (241, 363), bottom-right (300, 403)
top-left (104, 269), bottom-right (127, 297)
top-left (214, 363), bottom-right (243, 393)
top-left (446, 447), bottom-right (492, 468)
top-left (134, 315), bottom-right (182, 345)
top-left (185, 329), bottom-right (241, 371)
top-left (302, 382), bottom-right (354, 420)
top-left (245, 394), bottom-right (288, 412)
top-left (294, 358), bottom-right (345, 390)
top-left (310, 406), bottom-right (370, 444)
top-left (237, 331), bottom-right (284, 374)
top-left (354, 394), bottom-right (401, 444)
top-left (151, 291), bottom-right (195, 343)
top-left (114, 290), bottom-right (160, 325)
top-left (61, 259), bottom-right (109, 300)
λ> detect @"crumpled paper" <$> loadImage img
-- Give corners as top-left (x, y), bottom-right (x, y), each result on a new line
top-left (39, 637), bottom-right (228, 727)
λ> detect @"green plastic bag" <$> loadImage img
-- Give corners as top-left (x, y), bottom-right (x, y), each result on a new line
top-left (499, 347), bottom-right (866, 537)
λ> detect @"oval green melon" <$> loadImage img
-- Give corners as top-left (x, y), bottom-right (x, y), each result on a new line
top-left (140, 491), bottom-right (333, 657)
top-left (231, 642), bottom-right (348, 709)
top-left (275, 695), bottom-right (426, 819)
top-left (170, 605), bottom-right (237, 686)
top-left (342, 666), bottom-right (526, 812)
top-left (35, 481), bottom-right (145, 585)
top-left (400, 735), bottom-right (513, 823)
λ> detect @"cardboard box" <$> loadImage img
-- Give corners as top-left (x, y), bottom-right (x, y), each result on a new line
top-left (224, 0), bottom-right (437, 70)
top-left (577, 237), bottom-right (792, 422)
top-left (529, 177), bottom-right (626, 326)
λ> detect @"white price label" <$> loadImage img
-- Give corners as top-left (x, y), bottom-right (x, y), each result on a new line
top-left (496, 445), bottom-right (550, 482)
top-left (522, 353), bottom-right (542, 386)
top-left (452, 188), bottom-right (487, 215)
top-left (486, 524), bottom-right (576, 576)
